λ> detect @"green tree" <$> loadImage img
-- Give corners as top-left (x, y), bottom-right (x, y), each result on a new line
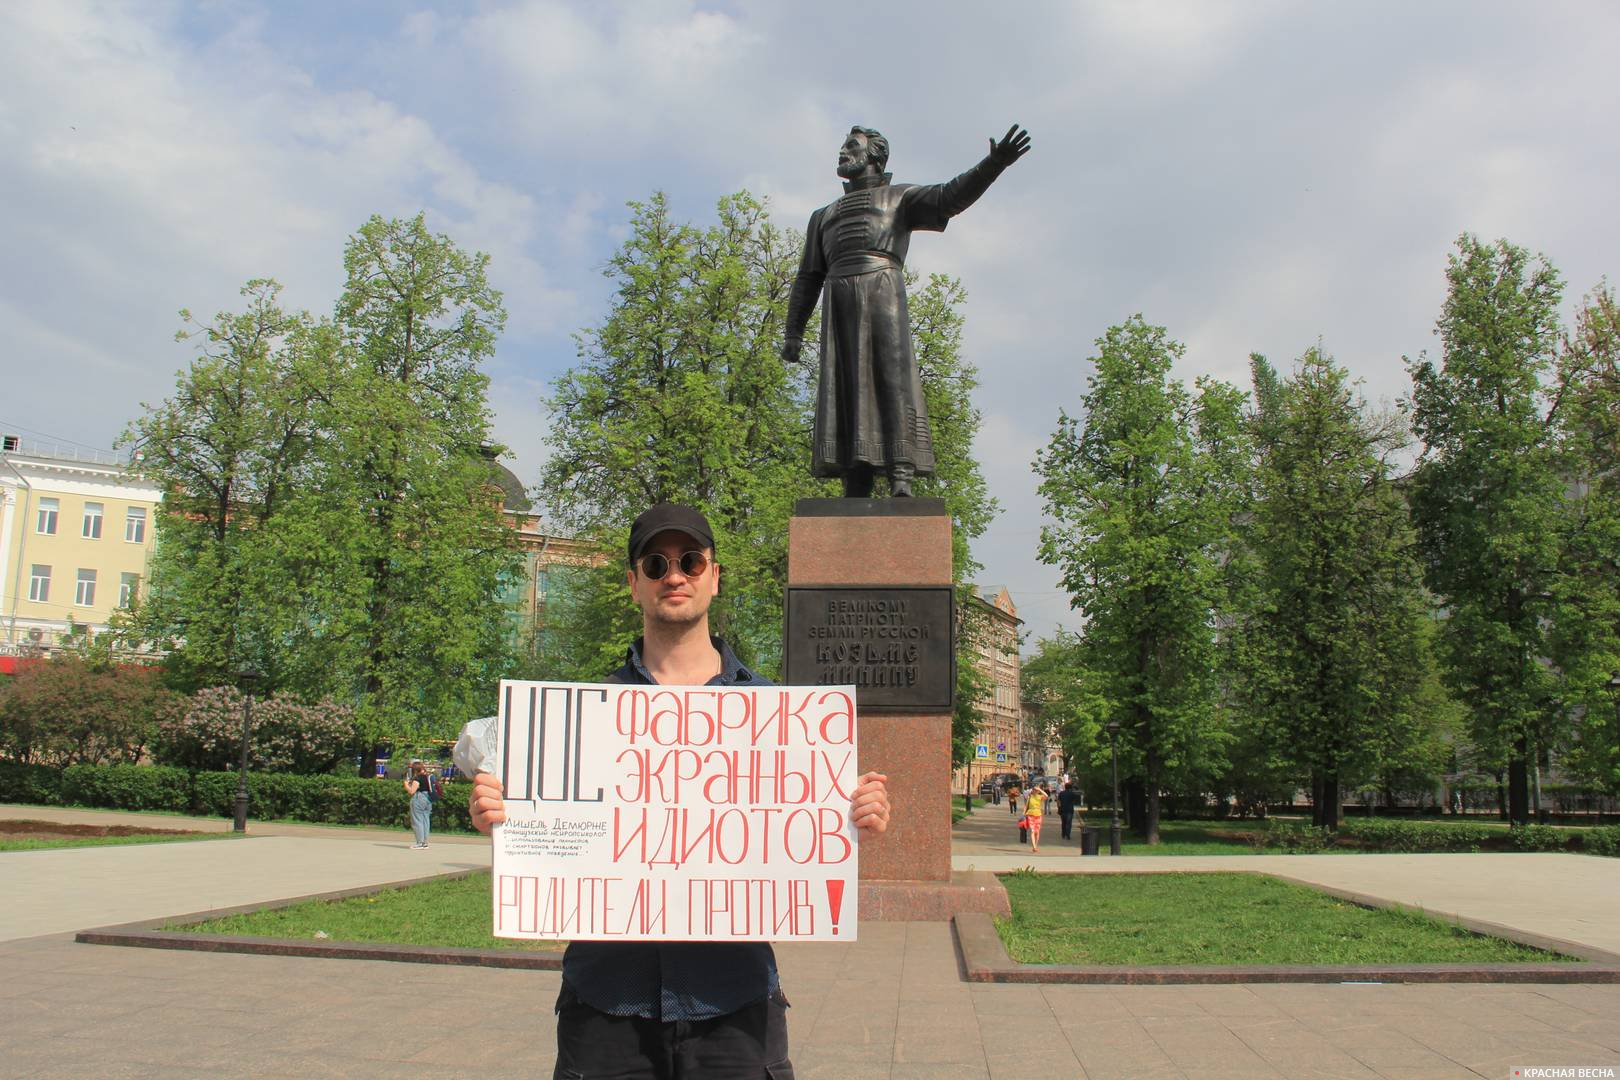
top-left (120, 279), bottom-right (328, 689)
top-left (910, 273), bottom-right (999, 767)
top-left (1238, 348), bottom-right (1440, 829)
top-left (1035, 316), bottom-right (1245, 842)
top-left (1551, 286), bottom-right (1620, 795)
top-left (1021, 629), bottom-right (1109, 776)
top-left (307, 214), bottom-right (519, 753)
top-left (1406, 235), bottom-right (1566, 824)
top-left (539, 192), bottom-right (816, 674)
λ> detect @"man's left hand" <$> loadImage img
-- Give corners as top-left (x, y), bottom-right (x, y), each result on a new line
top-left (850, 771), bottom-right (891, 836)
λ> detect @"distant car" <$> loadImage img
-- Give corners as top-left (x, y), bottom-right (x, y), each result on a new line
top-left (977, 781), bottom-right (996, 798)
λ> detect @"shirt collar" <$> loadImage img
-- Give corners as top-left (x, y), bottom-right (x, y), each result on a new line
top-left (624, 635), bottom-right (756, 686)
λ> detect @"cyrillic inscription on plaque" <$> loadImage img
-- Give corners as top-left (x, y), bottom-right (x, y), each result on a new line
top-left (784, 586), bottom-right (954, 711)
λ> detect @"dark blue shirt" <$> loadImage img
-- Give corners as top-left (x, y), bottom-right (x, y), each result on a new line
top-left (561, 635), bottom-right (779, 1021)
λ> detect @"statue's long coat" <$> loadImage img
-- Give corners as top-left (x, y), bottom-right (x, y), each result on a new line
top-left (785, 157), bottom-right (1007, 480)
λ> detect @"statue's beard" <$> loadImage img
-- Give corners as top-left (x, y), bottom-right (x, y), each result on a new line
top-left (836, 156), bottom-right (868, 178)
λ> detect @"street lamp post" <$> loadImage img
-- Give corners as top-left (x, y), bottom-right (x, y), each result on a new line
top-left (1107, 720), bottom-right (1122, 856)
top-left (232, 666), bottom-right (261, 833)
top-left (1608, 672), bottom-right (1620, 743)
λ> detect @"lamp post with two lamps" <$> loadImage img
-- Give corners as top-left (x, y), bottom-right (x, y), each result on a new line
top-left (232, 666), bottom-right (261, 833)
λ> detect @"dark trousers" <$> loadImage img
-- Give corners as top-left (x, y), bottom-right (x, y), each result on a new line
top-left (1060, 811), bottom-right (1074, 840)
top-left (553, 987), bottom-right (794, 1080)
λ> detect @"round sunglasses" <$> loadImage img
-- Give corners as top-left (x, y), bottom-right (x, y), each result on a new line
top-left (636, 550), bottom-right (711, 580)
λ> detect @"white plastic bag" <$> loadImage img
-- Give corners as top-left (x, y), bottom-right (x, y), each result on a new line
top-left (452, 715), bottom-right (499, 778)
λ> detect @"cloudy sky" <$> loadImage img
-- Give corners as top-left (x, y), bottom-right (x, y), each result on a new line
top-left (5, 1), bottom-right (1618, 646)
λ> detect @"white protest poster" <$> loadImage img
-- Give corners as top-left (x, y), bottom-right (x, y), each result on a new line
top-left (489, 681), bottom-right (859, 943)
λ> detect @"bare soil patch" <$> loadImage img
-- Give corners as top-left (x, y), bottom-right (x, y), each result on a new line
top-left (0, 819), bottom-right (205, 842)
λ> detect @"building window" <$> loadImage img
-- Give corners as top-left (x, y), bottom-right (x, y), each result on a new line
top-left (36, 497), bottom-right (58, 534)
top-left (75, 569), bottom-right (96, 607)
top-left (82, 502), bottom-right (104, 539)
top-left (29, 565), bottom-right (50, 603)
top-left (536, 568), bottom-right (550, 600)
top-left (125, 506), bottom-right (147, 543)
top-left (119, 572), bottom-right (140, 607)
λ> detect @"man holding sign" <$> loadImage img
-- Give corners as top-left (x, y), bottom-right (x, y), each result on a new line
top-left (468, 503), bottom-right (892, 1079)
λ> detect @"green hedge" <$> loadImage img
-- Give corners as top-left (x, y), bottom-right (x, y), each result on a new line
top-left (62, 763), bottom-right (192, 812)
top-left (1337, 818), bottom-right (1501, 852)
top-left (0, 761), bottom-right (475, 833)
top-left (1252, 817), bottom-right (1607, 854)
top-left (0, 761), bottom-right (66, 805)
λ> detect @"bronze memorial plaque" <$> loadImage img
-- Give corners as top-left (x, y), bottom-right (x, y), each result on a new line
top-left (784, 586), bottom-right (955, 711)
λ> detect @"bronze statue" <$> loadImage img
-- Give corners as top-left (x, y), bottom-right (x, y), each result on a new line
top-left (783, 124), bottom-right (1032, 497)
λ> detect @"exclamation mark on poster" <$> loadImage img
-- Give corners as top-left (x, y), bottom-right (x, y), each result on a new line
top-left (825, 880), bottom-right (845, 935)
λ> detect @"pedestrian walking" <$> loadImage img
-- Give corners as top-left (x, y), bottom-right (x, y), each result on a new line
top-left (1024, 783), bottom-right (1048, 853)
top-left (1058, 781), bottom-right (1078, 841)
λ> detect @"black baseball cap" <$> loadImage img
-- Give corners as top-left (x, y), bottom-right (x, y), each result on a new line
top-left (627, 503), bottom-right (716, 565)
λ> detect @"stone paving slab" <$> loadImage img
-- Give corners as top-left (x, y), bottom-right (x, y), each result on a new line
top-left (2, 927), bottom-right (1618, 1079)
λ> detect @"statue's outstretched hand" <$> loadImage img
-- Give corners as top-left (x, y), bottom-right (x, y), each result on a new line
top-left (988, 124), bottom-right (1032, 167)
top-left (782, 339), bottom-right (803, 365)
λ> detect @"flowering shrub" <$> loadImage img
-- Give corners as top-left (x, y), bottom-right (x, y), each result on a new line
top-left (153, 686), bottom-right (362, 775)
top-left (0, 656), bottom-right (178, 765)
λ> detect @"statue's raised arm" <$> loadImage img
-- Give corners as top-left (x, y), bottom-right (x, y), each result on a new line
top-left (782, 124), bottom-right (1032, 498)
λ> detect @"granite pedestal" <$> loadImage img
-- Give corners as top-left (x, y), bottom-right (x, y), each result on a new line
top-left (788, 497), bottom-right (1010, 920)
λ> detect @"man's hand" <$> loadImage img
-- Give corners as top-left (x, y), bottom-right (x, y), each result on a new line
top-left (469, 771), bottom-right (506, 835)
top-left (781, 338), bottom-right (803, 365)
top-left (988, 124), bottom-right (1032, 167)
top-left (850, 771), bottom-right (891, 837)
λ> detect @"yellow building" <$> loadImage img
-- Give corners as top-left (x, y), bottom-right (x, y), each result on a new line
top-left (0, 436), bottom-right (161, 662)
top-left (955, 584), bottom-right (1024, 792)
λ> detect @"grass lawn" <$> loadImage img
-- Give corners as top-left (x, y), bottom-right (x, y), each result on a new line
top-left (996, 871), bottom-right (1578, 966)
top-left (171, 871), bottom-right (562, 952)
top-left (0, 832), bottom-right (243, 853)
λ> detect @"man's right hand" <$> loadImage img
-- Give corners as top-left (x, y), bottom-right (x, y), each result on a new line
top-left (781, 339), bottom-right (802, 365)
top-left (469, 771), bottom-right (506, 835)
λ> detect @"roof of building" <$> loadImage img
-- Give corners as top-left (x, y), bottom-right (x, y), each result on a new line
top-left (971, 584), bottom-right (1021, 620)
top-left (478, 446), bottom-right (532, 512)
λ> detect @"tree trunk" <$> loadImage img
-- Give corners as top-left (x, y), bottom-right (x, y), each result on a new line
top-left (1144, 745), bottom-right (1162, 845)
top-left (1495, 769), bottom-right (1508, 821)
top-left (1507, 747), bottom-right (1530, 826)
top-left (1126, 777), bottom-right (1147, 838)
top-left (1313, 773), bottom-right (1341, 831)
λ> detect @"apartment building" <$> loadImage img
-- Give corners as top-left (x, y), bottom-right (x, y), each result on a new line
top-left (0, 436), bottom-right (160, 666)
